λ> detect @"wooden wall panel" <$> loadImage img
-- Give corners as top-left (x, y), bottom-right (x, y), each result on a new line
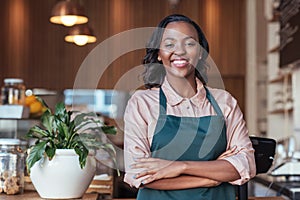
top-left (0, 0), bottom-right (246, 110)
top-left (199, 0), bottom-right (246, 76)
top-left (223, 77), bottom-right (245, 113)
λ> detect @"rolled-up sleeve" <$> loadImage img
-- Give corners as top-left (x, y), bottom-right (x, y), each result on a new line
top-left (221, 95), bottom-right (256, 185)
top-left (123, 92), bottom-right (151, 188)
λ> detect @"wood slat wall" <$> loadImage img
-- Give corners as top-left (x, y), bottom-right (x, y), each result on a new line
top-left (0, 0), bottom-right (246, 111)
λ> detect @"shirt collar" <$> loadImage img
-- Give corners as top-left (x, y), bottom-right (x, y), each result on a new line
top-left (161, 77), bottom-right (206, 107)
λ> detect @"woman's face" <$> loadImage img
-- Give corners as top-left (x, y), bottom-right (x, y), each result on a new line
top-left (158, 21), bottom-right (201, 81)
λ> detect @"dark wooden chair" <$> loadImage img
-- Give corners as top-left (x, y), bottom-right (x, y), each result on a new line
top-left (237, 136), bottom-right (276, 200)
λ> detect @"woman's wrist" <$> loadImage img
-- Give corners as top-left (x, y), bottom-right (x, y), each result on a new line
top-left (180, 161), bottom-right (188, 174)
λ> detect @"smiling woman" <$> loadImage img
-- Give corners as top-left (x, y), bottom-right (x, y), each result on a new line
top-left (123, 14), bottom-right (256, 200)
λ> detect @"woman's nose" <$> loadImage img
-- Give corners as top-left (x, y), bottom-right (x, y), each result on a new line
top-left (174, 43), bottom-right (186, 55)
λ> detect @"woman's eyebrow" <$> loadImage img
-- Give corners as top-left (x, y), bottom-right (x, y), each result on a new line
top-left (163, 36), bottom-right (197, 41)
top-left (162, 37), bottom-right (176, 41)
top-left (185, 36), bottom-right (197, 41)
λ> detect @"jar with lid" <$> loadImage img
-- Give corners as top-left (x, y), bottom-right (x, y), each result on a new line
top-left (1, 78), bottom-right (26, 105)
top-left (0, 139), bottom-right (26, 194)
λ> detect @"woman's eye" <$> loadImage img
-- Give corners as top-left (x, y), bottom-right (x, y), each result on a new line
top-left (185, 42), bottom-right (196, 47)
top-left (164, 43), bottom-right (175, 48)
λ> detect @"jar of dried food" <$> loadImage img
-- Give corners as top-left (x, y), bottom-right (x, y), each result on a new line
top-left (0, 139), bottom-right (26, 194)
top-left (1, 78), bottom-right (26, 105)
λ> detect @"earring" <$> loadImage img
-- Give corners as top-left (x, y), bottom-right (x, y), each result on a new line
top-left (158, 56), bottom-right (161, 61)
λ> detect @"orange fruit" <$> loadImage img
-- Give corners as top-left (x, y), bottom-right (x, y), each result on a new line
top-left (25, 95), bottom-right (37, 106)
top-left (29, 100), bottom-right (43, 114)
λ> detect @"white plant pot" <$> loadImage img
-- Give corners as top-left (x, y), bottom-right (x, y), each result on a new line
top-left (30, 149), bottom-right (96, 199)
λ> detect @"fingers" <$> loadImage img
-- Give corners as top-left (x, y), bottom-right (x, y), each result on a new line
top-left (135, 170), bottom-right (164, 185)
top-left (130, 158), bottom-right (162, 179)
top-left (131, 157), bottom-right (156, 168)
top-left (131, 158), bottom-right (173, 183)
top-left (131, 158), bottom-right (173, 170)
top-left (130, 160), bottom-right (157, 169)
top-left (134, 169), bottom-right (155, 179)
top-left (211, 180), bottom-right (222, 187)
top-left (134, 157), bottom-right (157, 162)
top-left (141, 175), bottom-right (156, 185)
top-left (130, 162), bottom-right (145, 169)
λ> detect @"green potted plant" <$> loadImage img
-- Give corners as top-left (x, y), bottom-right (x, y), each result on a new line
top-left (26, 100), bottom-right (118, 199)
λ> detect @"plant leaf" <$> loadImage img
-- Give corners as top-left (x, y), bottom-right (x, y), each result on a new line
top-left (101, 143), bottom-right (116, 155)
top-left (41, 110), bottom-right (54, 134)
top-left (77, 126), bottom-right (117, 135)
top-left (73, 116), bottom-right (102, 133)
top-left (73, 112), bottom-right (98, 127)
top-left (36, 96), bottom-right (50, 109)
top-left (55, 102), bottom-right (69, 123)
top-left (102, 143), bottom-right (120, 176)
top-left (101, 126), bottom-right (117, 135)
top-left (55, 102), bottom-right (66, 115)
top-left (74, 142), bottom-right (89, 169)
top-left (56, 121), bottom-right (69, 140)
top-left (26, 125), bottom-right (49, 139)
top-left (45, 146), bottom-right (56, 160)
top-left (55, 124), bottom-right (70, 149)
top-left (74, 120), bottom-right (95, 132)
top-left (26, 140), bottom-right (48, 173)
top-left (94, 143), bottom-right (120, 176)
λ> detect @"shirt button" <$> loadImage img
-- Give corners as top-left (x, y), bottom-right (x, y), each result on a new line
top-left (186, 106), bottom-right (190, 109)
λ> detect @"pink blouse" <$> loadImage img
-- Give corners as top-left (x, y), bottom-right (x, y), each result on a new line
top-left (123, 78), bottom-right (256, 188)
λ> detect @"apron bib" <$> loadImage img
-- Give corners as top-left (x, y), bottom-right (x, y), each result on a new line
top-left (137, 87), bottom-right (235, 200)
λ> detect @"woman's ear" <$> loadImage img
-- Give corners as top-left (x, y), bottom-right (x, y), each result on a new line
top-left (199, 47), bottom-right (203, 60)
top-left (158, 56), bottom-right (162, 61)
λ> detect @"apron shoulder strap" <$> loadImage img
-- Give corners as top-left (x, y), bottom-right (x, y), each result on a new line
top-left (159, 88), bottom-right (167, 115)
top-left (204, 86), bottom-right (224, 117)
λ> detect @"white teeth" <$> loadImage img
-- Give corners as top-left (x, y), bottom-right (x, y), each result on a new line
top-left (173, 60), bottom-right (187, 65)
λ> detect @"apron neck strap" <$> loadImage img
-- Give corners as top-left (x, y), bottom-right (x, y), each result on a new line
top-left (159, 87), bottom-right (167, 115)
top-left (159, 86), bottom-right (224, 117)
top-left (203, 87), bottom-right (224, 116)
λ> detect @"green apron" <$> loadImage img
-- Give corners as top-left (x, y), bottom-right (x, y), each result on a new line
top-left (137, 87), bottom-right (235, 200)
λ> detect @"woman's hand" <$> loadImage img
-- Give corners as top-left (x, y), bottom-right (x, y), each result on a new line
top-left (131, 158), bottom-right (184, 184)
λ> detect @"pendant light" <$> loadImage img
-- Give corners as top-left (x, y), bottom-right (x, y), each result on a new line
top-left (64, 24), bottom-right (96, 46)
top-left (50, 0), bottom-right (88, 27)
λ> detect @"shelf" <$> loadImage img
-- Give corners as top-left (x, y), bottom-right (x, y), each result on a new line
top-left (0, 117), bottom-right (39, 121)
top-left (268, 73), bottom-right (292, 83)
top-left (0, 105), bottom-right (29, 119)
top-left (268, 45), bottom-right (280, 53)
top-left (268, 107), bottom-right (293, 114)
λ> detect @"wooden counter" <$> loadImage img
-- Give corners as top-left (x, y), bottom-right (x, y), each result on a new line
top-left (0, 191), bottom-right (98, 200)
top-left (0, 191), bottom-right (285, 200)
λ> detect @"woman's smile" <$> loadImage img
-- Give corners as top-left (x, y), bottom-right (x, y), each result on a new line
top-left (171, 58), bottom-right (189, 68)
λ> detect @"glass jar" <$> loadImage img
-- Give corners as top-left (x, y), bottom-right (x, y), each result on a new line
top-left (0, 139), bottom-right (26, 194)
top-left (1, 78), bottom-right (26, 105)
